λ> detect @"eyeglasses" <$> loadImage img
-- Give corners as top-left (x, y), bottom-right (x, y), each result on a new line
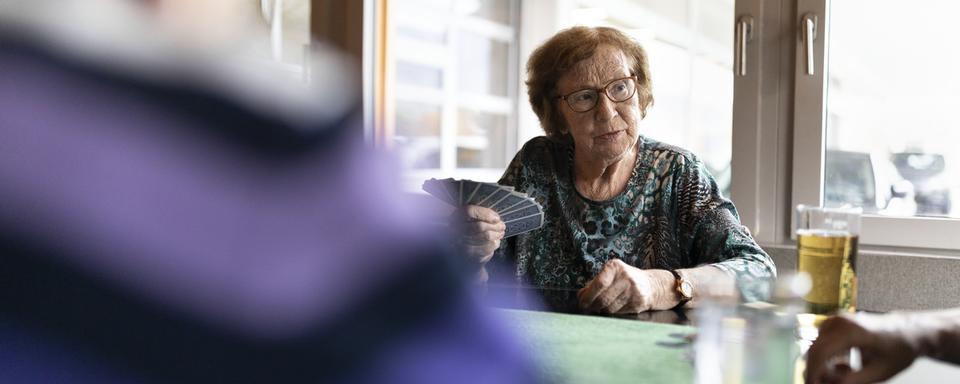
top-left (556, 76), bottom-right (638, 113)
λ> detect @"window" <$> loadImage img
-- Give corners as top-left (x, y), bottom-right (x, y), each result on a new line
top-left (793, 0), bottom-right (960, 249)
top-left (371, 0), bottom-right (960, 252)
top-left (386, 0), bottom-right (520, 185)
top-left (824, 1), bottom-right (959, 219)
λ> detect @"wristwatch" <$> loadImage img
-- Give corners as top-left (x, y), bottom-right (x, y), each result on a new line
top-left (670, 270), bottom-right (694, 308)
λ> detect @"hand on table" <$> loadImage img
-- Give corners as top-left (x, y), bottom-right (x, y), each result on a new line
top-left (577, 259), bottom-right (675, 314)
top-left (458, 205), bottom-right (505, 265)
top-left (805, 314), bottom-right (919, 384)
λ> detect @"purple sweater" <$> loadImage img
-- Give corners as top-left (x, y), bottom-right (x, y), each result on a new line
top-left (0, 31), bottom-right (537, 384)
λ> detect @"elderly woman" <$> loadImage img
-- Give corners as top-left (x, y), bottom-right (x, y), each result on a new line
top-left (461, 26), bottom-right (776, 313)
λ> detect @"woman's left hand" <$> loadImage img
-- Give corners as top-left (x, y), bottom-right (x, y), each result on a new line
top-left (577, 259), bottom-right (676, 314)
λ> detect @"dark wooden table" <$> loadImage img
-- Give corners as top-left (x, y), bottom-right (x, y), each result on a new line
top-left (480, 283), bottom-right (692, 325)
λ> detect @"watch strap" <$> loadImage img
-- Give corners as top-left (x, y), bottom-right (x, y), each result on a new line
top-left (670, 269), bottom-right (692, 308)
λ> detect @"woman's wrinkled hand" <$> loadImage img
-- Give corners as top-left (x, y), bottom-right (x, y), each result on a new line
top-left (577, 259), bottom-right (674, 314)
top-left (458, 205), bottom-right (505, 265)
top-left (805, 314), bottom-right (919, 384)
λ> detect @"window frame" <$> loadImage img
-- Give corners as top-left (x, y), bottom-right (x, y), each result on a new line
top-left (719, 0), bottom-right (795, 246)
top-left (788, 0), bottom-right (960, 250)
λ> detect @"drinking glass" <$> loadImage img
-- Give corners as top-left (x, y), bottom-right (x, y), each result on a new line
top-left (795, 205), bottom-right (861, 321)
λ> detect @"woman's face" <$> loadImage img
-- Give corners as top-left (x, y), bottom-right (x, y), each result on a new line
top-left (556, 44), bottom-right (643, 162)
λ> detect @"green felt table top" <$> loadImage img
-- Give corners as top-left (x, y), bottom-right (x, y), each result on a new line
top-left (498, 309), bottom-right (696, 384)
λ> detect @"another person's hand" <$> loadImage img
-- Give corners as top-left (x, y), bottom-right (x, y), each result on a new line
top-left (458, 205), bottom-right (505, 265)
top-left (577, 259), bottom-right (674, 313)
top-left (806, 314), bottom-right (919, 384)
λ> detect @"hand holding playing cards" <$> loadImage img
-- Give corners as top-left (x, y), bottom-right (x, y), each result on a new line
top-left (422, 178), bottom-right (545, 240)
top-left (459, 205), bottom-right (505, 264)
top-left (423, 178), bottom-right (545, 283)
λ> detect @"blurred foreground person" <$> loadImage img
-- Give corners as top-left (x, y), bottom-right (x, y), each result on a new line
top-left (0, 0), bottom-right (536, 382)
top-left (806, 310), bottom-right (960, 384)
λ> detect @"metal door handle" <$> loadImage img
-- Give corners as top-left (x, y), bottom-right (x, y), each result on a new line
top-left (802, 14), bottom-right (818, 76)
top-left (734, 15), bottom-right (754, 77)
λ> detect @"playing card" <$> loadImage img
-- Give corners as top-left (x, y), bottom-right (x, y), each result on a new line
top-left (422, 179), bottom-right (455, 205)
top-left (467, 182), bottom-right (499, 206)
top-left (503, 212), bottom-right (544, 238)
top-left (477, 188), bottom-right (510, 208)
top-left (498, 203), bottom-right (542, 222)
top-left (498, 198), bottom-right (535, 215)
top-left (441, 178), bottom-right (460, 205)
top-left (421, 177), bottom-right (546, 238)
top-left (461, 180), bottom-right (482, 205)
top-left (491, 192), bottom-right (527, 213)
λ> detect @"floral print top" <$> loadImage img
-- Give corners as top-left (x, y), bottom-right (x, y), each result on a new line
top-left (489, 136), bottom-right (777, 301)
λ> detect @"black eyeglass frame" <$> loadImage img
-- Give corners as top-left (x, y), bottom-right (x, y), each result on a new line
top-left (555, 75), bottom-right (639, 113)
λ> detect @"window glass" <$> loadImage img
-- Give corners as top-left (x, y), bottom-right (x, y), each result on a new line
top-left (390, 0), bottom-right (518, 179)
top-left (457, 109), bottom-right (507, 168)
top-left (460, 0), bottom-right (511, 24)
top-left (395, 101), bottom-right (442, 169)
top-left (457, 32), bottom-right (509, 96)
top-left (824, 0), bottom-right (960, 217)
top-left (396, 61), bottom-right (443, 88)
top-left (396, 25), bottom-right (447, 44)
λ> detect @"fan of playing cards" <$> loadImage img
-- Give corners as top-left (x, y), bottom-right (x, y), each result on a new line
top-left (422, 178), bottom-right (545, 238)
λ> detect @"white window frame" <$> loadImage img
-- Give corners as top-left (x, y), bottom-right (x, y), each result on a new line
top-left (730, 0), bottom-right (795, 246)
top-left (789, 0), bottom-right (960, 250)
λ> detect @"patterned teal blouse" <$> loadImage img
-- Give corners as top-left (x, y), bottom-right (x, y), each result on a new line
top-left (490, 136), bottom-right (776, 301)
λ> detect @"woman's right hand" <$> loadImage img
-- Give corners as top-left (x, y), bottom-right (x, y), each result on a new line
top-left (459, 205), bottom-right (505, 265)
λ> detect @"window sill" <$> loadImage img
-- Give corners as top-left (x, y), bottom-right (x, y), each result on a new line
top-left (760, 242), bottom-right (960, 312)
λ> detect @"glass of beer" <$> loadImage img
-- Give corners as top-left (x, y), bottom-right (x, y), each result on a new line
top-left (795, 205), bottom-right (861, 322)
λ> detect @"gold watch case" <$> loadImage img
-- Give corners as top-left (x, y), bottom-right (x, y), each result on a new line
top-left (677, 279), bottom-right (694, 300)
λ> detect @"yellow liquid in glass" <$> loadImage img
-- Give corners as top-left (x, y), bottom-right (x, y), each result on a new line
top-left (797, 231), bottom-right (858, 319)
